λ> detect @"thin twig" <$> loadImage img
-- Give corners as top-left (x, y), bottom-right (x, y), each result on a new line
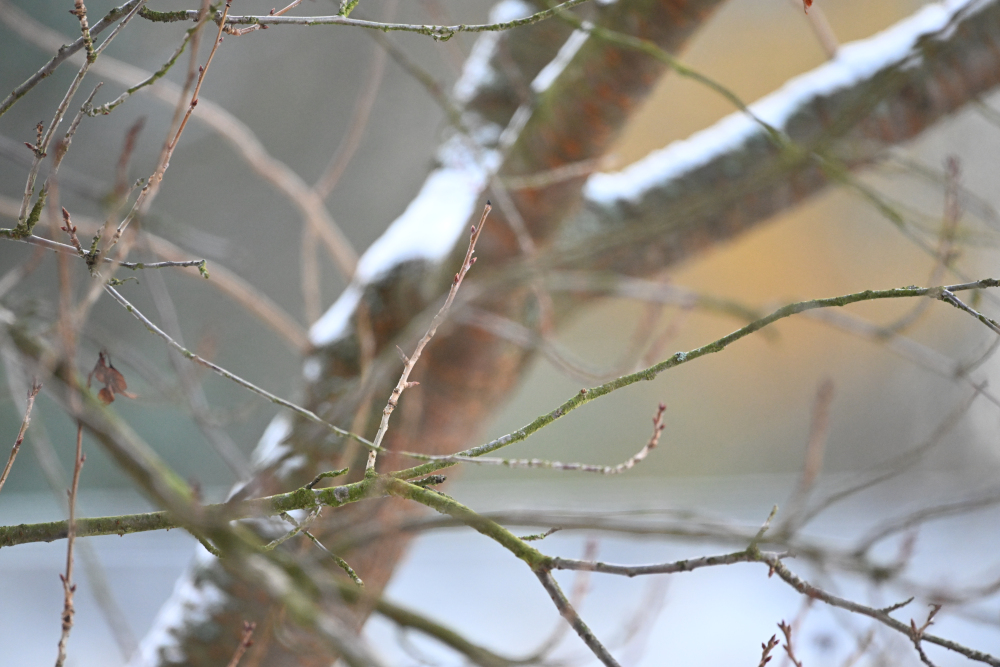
top-left (535, 569), bottom-right (620, 667)
top-left (0, 243), bottom-right (45, 300)
top-left (758, 554), bottom-right (997, 666)
top-left (528, 539), bottom-right (599, 660)
top-left (143, 0), bottom-right (594, 40)
top-left (300, 527), bottom-right (364, 587)
top-left (224, 621), bottom-right (256, 667)
top-left (910, 604), bottom-right (943, 667)
top-left (777, 620), bottom-right (804, 667)
top-left (759, 634), bottom-right (780, 667)
top-left (16, 0), bottom-right (143, 231)
top-left (0, 379), bottom-right (41, 495)
top-left (551, 548), bottom-right (771, 577)
top-left (312, 8), bottom-right (391, 200)
top-left (0, 195), bottom-right (306, 350)
top-left (103, 284), bottom-right (375, 451)
top-left (779, 378), bottom-right (835, 534)
top-left (6, 233), bottom-right (208, 272)
top-left (262, 509), bottom-right (322, 551)
top-left (796, 385), bottom-right (983, 528)
top-left (939, 289), bottom-right (1000, 336)
top-left (884, 157), bottom-right (963, 334)
top-left (0, 0), bottom-right (145, 118)
top-left (438, 402), bottom-right (666, 474)
top-left (67, 0), bottom-right (209, 325)
top-left (365, 202), bottom-right (492, 471)
top-left (145, 269), bottom-right (250, 477)
top-left (110, 0), bottom-right (225, 249)
top-left (301, 0), bottom-right (393, 321)
top-left (0, 3), bottom-right (358, 280)
top-left (793, 0), bottom-right (838, 58)
top-left (54, 423), bottom-right (85, 667)
top-left (88, 22), bottom-right (197, 115)
top-left (394, 278), bottom-right (1000, 480)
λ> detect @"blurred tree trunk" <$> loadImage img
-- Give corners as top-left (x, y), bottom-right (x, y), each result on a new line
top-left (138, 0), bottom-right (1000, 665)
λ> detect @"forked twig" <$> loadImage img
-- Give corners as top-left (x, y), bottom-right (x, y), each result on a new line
top-left (777, 620), bottom-right (804, 667)
top-left (527, 539), bottom-right (599, 660)
top-left (758, 553), bottom-right (998, 666)
top-left (0, 0), bottom-right (145, 118)
top-left (365, 201), bottom-right (492, 471)
top-left (758, 633), bottom-right (780, 667)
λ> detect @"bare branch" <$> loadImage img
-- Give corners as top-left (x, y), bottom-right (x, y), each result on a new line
top-left (759, 553), bottom-right (999, 666)
top-left (551, 548), bottom-right (768, 577)
top-left (103, 284), bottom-right (375, 451)
top-left (366, 202), bottom-right (492, 471)
top-left (0, 0), bottom-right (145, 118)
top-left (394, 278), bottom-right (1000, 480)
top-left (440, 401), bottom-right (666, 474)
top-left (0, 379), bottom-right (41, 496)
top-left (54, 423), bottom-right (85, 667)
top-left (0, 195), bottom-right (308, 351)
top-left (142, 0), bottom-right (595, 40)
top-left (535, 569), bottom-right (620, 667)
top-left (0, 2), bottom-right (358, 279)
top-left (224, 621), bottom-right (256, 667)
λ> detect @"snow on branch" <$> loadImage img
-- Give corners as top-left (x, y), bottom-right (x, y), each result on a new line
top-left (309, 140), bottom-right (495, 346)
top-left (578, 0), bottom-right (1000, 264)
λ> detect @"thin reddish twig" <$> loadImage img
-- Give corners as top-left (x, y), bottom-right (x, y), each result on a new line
top-left (54, 423), bottom-right (85, 667)
top-left (365, 201), bottom-right (492, 471)
top-left (0, 379), bottom-right (41, 496)
top-left (225, 621), bottom-right (257, 667)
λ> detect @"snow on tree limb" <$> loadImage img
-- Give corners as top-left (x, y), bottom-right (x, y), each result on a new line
top-left (573, 0), bottom-right (1000, 272)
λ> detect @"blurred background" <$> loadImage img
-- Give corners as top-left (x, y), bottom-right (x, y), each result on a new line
top-left (2, 0), bottom-right (1000, 665)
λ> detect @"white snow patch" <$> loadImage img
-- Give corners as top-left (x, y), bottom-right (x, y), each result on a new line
top-left (284, 508), bottom-right (310, 523)
top-left (131, 547), bottom-right (228, 667)
top-left (585, 0), bottom-right (977, 205)
top-left (278, 453), bottom-right (308, 477)
top-left (453, 32), bottom-right (500, 104)
top-left (310, 137), bottom-right (493, 347)
top-left (498, 103), bottom-right (534, 151)
top-left (490, 0), bottom-right (535, 24)
top-left (355, 166), bottom-right (487, 283)
top-left (250, 414), bottom-right (292, 468)
top-left (309, 283), bottom-right (362, 347)
top-left (532, 28), bottom-right (590, 94)
top-left (303, 357), bottom-right (322, 382)
top-left (453, 1), bottom-right (536, 104)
